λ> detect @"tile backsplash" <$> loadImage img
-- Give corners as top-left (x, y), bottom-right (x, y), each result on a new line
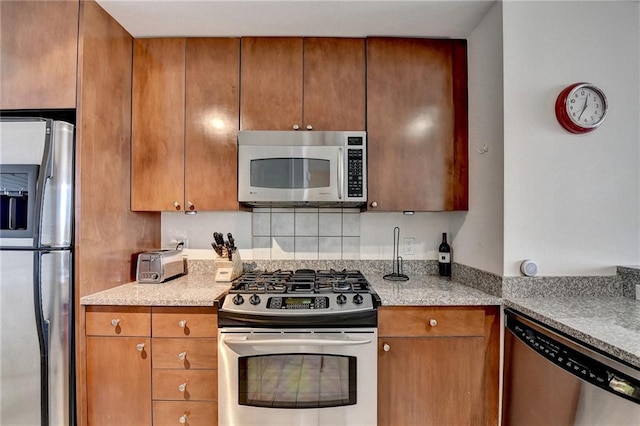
top-left (252, 208), bottom-right (360, 260)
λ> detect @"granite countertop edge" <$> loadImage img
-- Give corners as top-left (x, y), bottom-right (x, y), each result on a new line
top-left (503, 298), bottom-right (640, 369)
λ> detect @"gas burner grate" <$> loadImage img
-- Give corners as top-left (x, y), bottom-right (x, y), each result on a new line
top-left (229, 269), bottom-right (371, 294)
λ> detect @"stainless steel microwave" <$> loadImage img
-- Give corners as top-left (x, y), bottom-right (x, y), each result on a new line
top-left (238, 131), bottom-right (367, 207)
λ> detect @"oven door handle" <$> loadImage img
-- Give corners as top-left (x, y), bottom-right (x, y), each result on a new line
top-left (223, 336), bottom-right (372, 347)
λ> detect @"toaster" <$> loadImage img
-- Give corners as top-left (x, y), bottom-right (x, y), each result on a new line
top-left (136, 249), bottom-right (185, 283)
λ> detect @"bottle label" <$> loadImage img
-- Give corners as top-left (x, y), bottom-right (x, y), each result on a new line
top-left (439, 252), bottom-right (451, 263)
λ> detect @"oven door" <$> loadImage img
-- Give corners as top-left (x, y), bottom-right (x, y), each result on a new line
top-left (218, 328), bottom-right (377, 426)
top-left (238, 145), bottom-right (342, 205)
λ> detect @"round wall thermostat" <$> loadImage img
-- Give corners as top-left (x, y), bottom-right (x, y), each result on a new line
top-left (520, 260), bottom-right (539, 277)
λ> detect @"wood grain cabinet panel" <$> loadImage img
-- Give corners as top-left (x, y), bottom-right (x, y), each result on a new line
top-left (378, 306), bottom-right (499, 426)
top-left (132, 38), bottom-right (186, 211)
top-left (367, 37), bottom-right (468, 211)
top-left (86, 306), bottom-right (151, 337)
top-left (240, 37), bottom-right (365, 131)
top-left (152, 307), bottom-right (218, 338)
top-left (132, 38), bottom-right (240, 212)
top-left (0, 0), bottom-right (79, 109)
top-left (152, 370), bottom-right (217, 401)
top-left (152, 401), bottom-right (217, 426)
top-left (87, 336), bottom-right (152, 426)
top-left (152, 338), bottom-right (217, 370)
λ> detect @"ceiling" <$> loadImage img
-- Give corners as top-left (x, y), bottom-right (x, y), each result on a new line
top-left (95, 0), bottom-right (496, 38)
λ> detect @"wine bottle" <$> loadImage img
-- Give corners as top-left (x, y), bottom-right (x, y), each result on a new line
top-left (438, 232), bottom-right (451, 277)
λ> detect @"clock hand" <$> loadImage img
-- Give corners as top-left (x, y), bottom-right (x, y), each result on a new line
top-left (578, 94), bottom-right (589, 120)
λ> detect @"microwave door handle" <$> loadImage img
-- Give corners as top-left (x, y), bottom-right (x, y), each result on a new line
top-left (338, 147), bottom-right (344, 200)
top-left (223, 337), bottom-right (371, 347)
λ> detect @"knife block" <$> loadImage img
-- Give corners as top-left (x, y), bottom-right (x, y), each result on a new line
top-left (214, 251), bottom-right (243, 282)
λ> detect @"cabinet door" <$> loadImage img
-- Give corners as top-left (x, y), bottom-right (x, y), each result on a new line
top-left (303, 38), bottom-right (366, 131)
top-left (132, 38), bottom-right (185, 211)
top-left (185, 38), bottom-right (240, 211)
top-left (240, 37), bottom-right (303, 130)
top-left (378, 336), bottom-right (485, 426)
top-left (0, 0), bottom-right (78, 109)
top-left (367, 38), bottom-right (468, 211)
top-left (86, 337), bottom-right (151, 426)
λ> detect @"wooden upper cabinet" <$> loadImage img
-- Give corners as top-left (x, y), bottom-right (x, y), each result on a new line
top-left (0, 0), bottom-right (79, 109)
top-left (240, 37), bottom-right (303, 130)
top-left (367, 37), bottom-right (468, 211)
top-left (132, 38), bottom-right (241, 212)
top-left (240, 37), bottom-right (365, 131)
top-left (132, 38), bottom-right (186, 212)
top-left (303, 38), bottom-right (365, 131)
top-left (185, 38), bottom-right (240, 211)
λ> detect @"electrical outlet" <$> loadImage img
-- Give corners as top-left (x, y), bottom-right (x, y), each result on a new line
top-left (404, 237), bottom-right (415, 255)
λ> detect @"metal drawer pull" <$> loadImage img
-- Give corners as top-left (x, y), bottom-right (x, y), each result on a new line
top-left (178, 351), bottom-right (187, 360)
top-left (178, 320), bottom-right (187, 328)
top-left (178, 382), bottom-right (187, 392)
top-left (110, 319), bottom-right (120, 327)
top-left (225, 337), bottom-right (371, 347)
top-left (429, 319), bottom-right (438, 327)
top-left (179, 413), bottom-right (188, 424)
top-left (383, 343), bottom-right (390, 352)
top-left (136, 343), bottom-right (145, 352)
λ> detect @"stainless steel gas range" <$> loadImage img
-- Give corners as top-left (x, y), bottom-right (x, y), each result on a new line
top-left (218, 269), bottom-right (380, 426)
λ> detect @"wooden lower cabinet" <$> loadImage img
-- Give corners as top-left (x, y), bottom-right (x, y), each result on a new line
top-left (378, 306), bottom-right (499, 426)
top-left (85, 306), bottom-right (217, 426)
top-left (86, 307), bottom-right (152, 426)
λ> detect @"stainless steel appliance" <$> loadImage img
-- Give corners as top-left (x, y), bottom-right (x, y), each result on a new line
top-left (218, 269), bottom-right (379, 426)
top-left (237, 131), bottom-right (367, 207)
top-left (136, 248), bottom-right (185, 283)
top-left (0, 118), bottom-right (74, 426)
top-left (503, 309), bottom-right (640, 426)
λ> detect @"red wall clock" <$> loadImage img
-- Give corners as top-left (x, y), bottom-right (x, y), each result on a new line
top-left (555, 82), bottom-right (608, 134)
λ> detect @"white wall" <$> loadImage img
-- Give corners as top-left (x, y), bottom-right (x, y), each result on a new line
top-left (453, 0), bottom-right (504, 276)
top-left (502, 0), bottom-right (640, 276)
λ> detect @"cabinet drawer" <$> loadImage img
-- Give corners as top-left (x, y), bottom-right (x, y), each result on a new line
top-left (152, 307), bottom-right (217, 337)
top-left (152, 369), bottom-right (217, 401)
top-left (86, 306), bottom-right (151, 337)
top-left (153, 401), bottom-right (217, 426)
top-left (153, 338), bottom-right (217, 369)
top-left (378, 307), bottom-right (485, 337)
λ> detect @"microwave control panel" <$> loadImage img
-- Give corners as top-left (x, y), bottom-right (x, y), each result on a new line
top-left (347, 136), bottom-right (365, 198)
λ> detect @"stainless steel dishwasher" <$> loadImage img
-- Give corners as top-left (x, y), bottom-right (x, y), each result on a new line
top-left (503, 309), bottom-right (640, 426)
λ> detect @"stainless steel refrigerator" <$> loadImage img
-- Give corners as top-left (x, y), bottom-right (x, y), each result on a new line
top-left (0, 118), bottom-right (74, 426)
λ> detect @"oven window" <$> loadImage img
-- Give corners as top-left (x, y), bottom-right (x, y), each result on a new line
top-left (238, 353), bottom-right (356, 408)
top-left (250, 158), bottom-right (330, 189)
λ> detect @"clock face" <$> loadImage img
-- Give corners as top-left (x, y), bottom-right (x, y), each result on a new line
top-left (565, 85), bottom-right (606, 127)
top-left (555, 83), bottom-right (608, 133)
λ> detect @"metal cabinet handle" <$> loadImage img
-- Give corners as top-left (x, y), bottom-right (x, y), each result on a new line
top-left (173, 201), bottom-right (181, 211)
top-left (306, 124), bottom-right (313, 130)
top-left (178, 351), bottom-right (187, 360)
top-left (429, 319), bottom-right (438, 327)
top-left (370, 201), bottom-right (378, 208)
top-left (136, 343), bottom-right (145, 352)
top-left (111, 319), bottom-right (120, 327)
top-left (178, 320), bottom-right (187, 328)
top-left (337, 147), bottom-right (343, 200)
top-left (383, 343), bottom-right (390, 352)
top-left (293, 124), bottom-right (300, 130)
top-left (186, 201), bottom-right (195, 211)
top-left (179, 413), bottom-right (188, 424)
top-left (178, 382), bottom-right (187, 392)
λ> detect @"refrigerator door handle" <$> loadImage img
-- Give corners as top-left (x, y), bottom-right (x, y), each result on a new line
top-left (38, 121), bottom-right (74, 248)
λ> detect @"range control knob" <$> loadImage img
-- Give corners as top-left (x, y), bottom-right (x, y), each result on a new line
top-left (336, 294), bottom-right (347, 305)
top-left (232, 294), bottom-right (245, 305)
top-left (250, 294), bottom-right (261, 305)
top-left (353, 293), bottom-right (364, 304)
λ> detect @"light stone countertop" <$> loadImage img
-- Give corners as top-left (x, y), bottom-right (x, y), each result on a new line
top-left (504, 297), bottom-right (640, 369)
top-left (80, 273), bottom-right (230, 306)
top-left (80, 271), bottom-right (502, 307)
